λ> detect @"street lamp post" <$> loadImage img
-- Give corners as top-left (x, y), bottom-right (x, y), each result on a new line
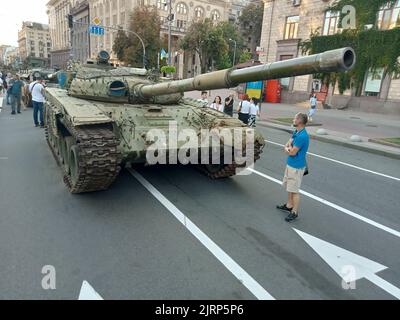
top-left (168, 0), bottom-right (172, 66)
top-left (229, 38), bottom-right (237, 68)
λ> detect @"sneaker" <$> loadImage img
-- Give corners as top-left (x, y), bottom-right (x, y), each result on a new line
top-left (276, 204), bottom-right (293, 212)
top-left (285, 212), bottom-right (298, 222)
top-left (11, 112), bottom-right (16, 115)
top-left (17, 111), bottom-right (21, 114)
top-left (35, 124), bottom-right (39, 127)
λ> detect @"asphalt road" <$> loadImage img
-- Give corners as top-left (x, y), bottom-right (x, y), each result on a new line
top-left (0, 100), bottom-right (399, 300)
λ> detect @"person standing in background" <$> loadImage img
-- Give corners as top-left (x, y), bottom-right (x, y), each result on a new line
top-left (209, 96), bottom-right (224, 112)
top-left (29, 77), bottom-right (46, 128)
top-left (224, 94), bottom-right (234, 117)
top-left (308, 93), bottom-right (317, 122)
top-left (198, 91), bottom-right (209, 106)
top-left (237, 94), bottom-right (251, 124)
top-left (10, 75), bottom-right (24, 115)
top-left (6, 74), bottom-right (13, 105)
top-left (248, 97), bottom-right (260, 127)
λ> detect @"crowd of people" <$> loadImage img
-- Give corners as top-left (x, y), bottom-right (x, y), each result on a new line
top-left (199, 91), bottom-right (261, 127)
top-left (0, 72), bottom-right (46, 128)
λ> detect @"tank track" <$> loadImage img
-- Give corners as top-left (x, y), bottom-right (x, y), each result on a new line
top-left (199, 140), bottom-right (264, 179)
top-left (45, 108), bottom-right (121, 193)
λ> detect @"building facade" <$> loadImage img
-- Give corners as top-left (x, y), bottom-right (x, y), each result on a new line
top-left (18, 22), bottom-right (51, 67)
top-left (88, 0), bottom-right (230, 77)
top-left (259, 0), bottom-right (400, 114)
top-left (47, 0), bottom-right (77, 69)
top-left (71, 0), bottom-right (91, 63)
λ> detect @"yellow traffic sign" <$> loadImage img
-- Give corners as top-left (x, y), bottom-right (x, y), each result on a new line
top-left (93, 17), bottom-right (102, 26)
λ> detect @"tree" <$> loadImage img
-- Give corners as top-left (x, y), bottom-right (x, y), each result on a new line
top-left (179, 19), bottom-right (215, 73)
top-left (112, 6), bottom-right (161, 68)
top-left (180, 19), bottom-right (244, 72)
top-left (238, 2), bottom-right (264, 55)
top-left (239, 50), bottom-right (252, 63)
top-left (113, 29), bottom-right (130, 62)
top-left (214, 21), bottom-right (244, 67)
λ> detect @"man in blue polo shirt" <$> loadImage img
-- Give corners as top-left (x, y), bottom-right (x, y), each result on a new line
top-left (277, 113), bottom-right (309, 222)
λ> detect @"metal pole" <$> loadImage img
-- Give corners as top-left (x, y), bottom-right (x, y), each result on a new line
top-left (229, 39), bottom-right (237, 67)
top-left (233, 41), bottom-right (237, 67)
top-left (168, 0), bottom-right (172, 66)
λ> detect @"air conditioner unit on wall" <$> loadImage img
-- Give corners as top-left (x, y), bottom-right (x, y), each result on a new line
top-left (292, 0), bottom-right (301, 6)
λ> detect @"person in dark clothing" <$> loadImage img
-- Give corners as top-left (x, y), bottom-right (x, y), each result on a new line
top-left (224, 94), bottom-right (234, 117)
top-left (10, 75), bottom-right (24, 114)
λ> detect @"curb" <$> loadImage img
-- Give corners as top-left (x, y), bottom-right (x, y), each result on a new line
top-left (257, 121), bottom-right (400, 160)
top-left (368, 138), bottom-right (400, 149)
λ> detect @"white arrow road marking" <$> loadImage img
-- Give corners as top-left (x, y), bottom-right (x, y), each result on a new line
top-left (128, 168), bottom-right (275, 300)
top-left (265, 140), bottom-right (400, 182)
top-left (294, 229), bottom-right (400, 299)
top-left (78, 281), bottom-right (104, 300)
top-left (248, 168), bottom-right (400, 239)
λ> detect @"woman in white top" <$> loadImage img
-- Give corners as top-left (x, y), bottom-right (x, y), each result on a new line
top-left (248, 97), bottom-right (260, 127)
top-left (237, 94), bottom-right (251, 124)
top-left (209, 96), bottom-right (224, 112)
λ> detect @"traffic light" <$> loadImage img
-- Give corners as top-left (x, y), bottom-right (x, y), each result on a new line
top-left (68, 14), bottom-right (74, 29)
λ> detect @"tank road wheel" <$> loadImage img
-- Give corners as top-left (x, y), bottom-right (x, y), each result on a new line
top-left (199, 141), bottom-right (264, 179)
top-left (61, 126), bottom-right (122, 194)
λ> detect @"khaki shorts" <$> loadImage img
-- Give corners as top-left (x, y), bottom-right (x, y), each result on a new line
top-left (282, 165), bottom-right (305, 193)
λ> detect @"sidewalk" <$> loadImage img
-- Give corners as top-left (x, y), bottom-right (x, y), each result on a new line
top-left (258, 102), bottom-right (400, 159)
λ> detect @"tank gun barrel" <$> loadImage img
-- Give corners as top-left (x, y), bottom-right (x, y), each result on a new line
top-left (137, 47), bottom-right (355, 99)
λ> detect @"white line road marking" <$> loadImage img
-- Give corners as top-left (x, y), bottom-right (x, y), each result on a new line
top-left (78, 281), bottom-right (104, 300)
top-left (294, 229), bottom-right (400, 299)
top-left (265, 140), bottom-right (400, 182)
top-left (0, 157), bottom-right (8, 160)
top-left (249, 168), bottom-right (400, 239)
top-left (128, 168), bottom-right (275, 300)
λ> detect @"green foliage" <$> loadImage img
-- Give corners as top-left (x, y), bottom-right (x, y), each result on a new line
top-left (179, 19), bottom-right (244, 72)
top-left (239, 51), bottom-right (253, 63)
top-left (113, 30), bottom-right (130, 61)
top-left (329, 0), bottom-right (397, 29)
top-left (160, 65), bottom-right (176, 74)
top-left (112, 6), bottom-right (161, 68)
top-left (301, 0), bottom-right (400, 94)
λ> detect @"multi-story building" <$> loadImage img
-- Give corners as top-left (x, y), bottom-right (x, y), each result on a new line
top-left (18, 22), bottom-right (51, 67)
top-left (47, 0), bottom-right (77, 69)
top-left (228, 0), bottom-right (262, 58)
top-left (2, 46), bottom-right (20, 68)
top-left (89, 0), bottom-right (230, 77)
top-left (259, 0), bottom-right (400, 114)
top-left (71, 0), bottom-right (91, 63)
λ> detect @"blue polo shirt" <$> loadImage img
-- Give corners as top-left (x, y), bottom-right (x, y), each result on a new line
top-left (287, 128), bottom-right (309, 169)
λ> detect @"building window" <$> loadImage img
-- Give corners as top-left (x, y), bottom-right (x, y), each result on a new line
top-left (194, 7), bottom-right (204, 19)
top-left (176, 3), bottom-right (187, 15)
top-left (364, 68), bottom-right (384, 96)
top-left (211, 9), bottom-right (221, 21)
top-left (284, 16), bottom-right (299, 39)
top-left (377, 0), bottom-right (400, 30)
top-left (323, 11), bottom-right (340, 35)
top-left (157, 0), bottom-right (168, 11)
top-left (176, 19), bottom-right (187, 29)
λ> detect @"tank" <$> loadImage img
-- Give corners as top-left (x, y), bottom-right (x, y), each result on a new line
top-left (44, 48), bottom-right (355, 193)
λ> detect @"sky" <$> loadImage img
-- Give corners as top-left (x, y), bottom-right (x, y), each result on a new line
top-left (0, 0), bottom-right (49, 46)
